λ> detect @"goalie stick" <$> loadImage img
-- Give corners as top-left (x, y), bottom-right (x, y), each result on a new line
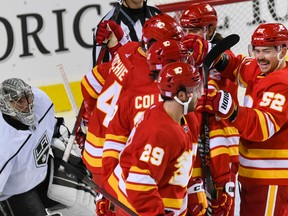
top-left (57, 64), bottom-right (86, 164)
top-left (56, 64), bottom-right (136, 215)
top-left (199, 34), bottom-right (240, 216)
top-left (56, 66), bottom-right (135, 215)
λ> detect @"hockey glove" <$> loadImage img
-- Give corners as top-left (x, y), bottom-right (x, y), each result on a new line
top-left (74, 101), bottom-right (91, 149)
top-left (181, 34), bottom-right (209, 66)
top-left (196, 89), bottom-right (237, 121)
top-left (211, 52), bottom-right (230, 72)
top-left (187, 178), bottom-right (208, 216)
top-left (75, 130), bottom-right (86, 150)
top-left (95, 20), bottom-right (124, 56)
top-left (212, 182), bottom-right (235, 216)
top-left (96, 197), bottom-right (115, 216)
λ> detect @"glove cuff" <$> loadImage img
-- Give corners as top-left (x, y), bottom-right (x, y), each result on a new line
top-left (108, 43), bottom-right (122, 56)
top-left (187, 179), bottom-right (205, 194)
top-left (228, 106), bottom-right (238, 122)
top-left (223, 182), bottom-right (235, 198)
top-left (214, 53), bottom-right (230, 72)
top-left (218, 90), bottom-right (238, 121)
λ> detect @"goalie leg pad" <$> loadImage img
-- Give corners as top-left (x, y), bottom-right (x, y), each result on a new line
top-left (47, 158), bottom-right (96, 216)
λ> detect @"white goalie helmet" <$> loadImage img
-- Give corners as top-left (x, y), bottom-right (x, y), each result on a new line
top-left (0, 78), bottom-right (35, 125)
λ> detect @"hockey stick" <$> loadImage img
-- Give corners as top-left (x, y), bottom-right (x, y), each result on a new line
top-left (60, 160), bottom-right (138, 216)
top-left (199, 34), bottom-right (240, 216)
top-left (57, 64), bottom-right (86, 167)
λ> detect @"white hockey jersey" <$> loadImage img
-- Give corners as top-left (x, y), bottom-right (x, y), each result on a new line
top-left (0, 87), bottom-right (56, 201)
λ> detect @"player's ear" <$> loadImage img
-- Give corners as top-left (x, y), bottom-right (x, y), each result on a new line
top-left (208, 25), bottom-right (215, 36)
top-left (280, 46), bottom-right (287, 58)
top-left (177, 90), bottom-right (188, 102)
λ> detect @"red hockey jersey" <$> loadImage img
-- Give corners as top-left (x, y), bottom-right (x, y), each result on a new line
top-left (102, 83), bottom-right (162, 182)
top-left (118, 102), bottom-right (198, 215)
top-left (221, 55), bottom-right (288, 185)
top-left (81, 42), bottom-right (154, 177)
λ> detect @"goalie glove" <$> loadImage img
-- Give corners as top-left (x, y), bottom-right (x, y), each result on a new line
top-left (212, 182), bottom-right (235, 216)
top-left (196, 89), bottom-right (238, 121)
top-left (181, 33), bottom-right (209, 67)
top-left (187, 178), bottom-right (208, 216)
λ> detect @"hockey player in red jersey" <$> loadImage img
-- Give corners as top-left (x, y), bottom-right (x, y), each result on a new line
top-left (180, 2), bottom-right (218, 42)
top-left (115, 62), bottom-right (206, 215)
top-left (197, 23), bottom-right (288, 216)
top-left (99, 39), bottom-right (208, 216)
top-left (102, 39), bottom-right (188, 183)
top-left (80, 13), bottom-right (184, 187)
top-left (180, 3), bottom-right (240, 216)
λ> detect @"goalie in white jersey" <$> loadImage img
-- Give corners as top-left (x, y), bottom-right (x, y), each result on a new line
top-left (0, 78), bottom-right (57, 215)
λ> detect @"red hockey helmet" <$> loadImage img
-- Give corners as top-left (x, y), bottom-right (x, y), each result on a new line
top-left (180, 3), bottom-right (218, 29)
top-left (147, 39), bottom-right (189, 71)
top-left (157, 62), bottom-right (201, 98)
top-left (142, 14), bottom-right (184, 44)
top-left (251, 23), bottom-right (288, 47)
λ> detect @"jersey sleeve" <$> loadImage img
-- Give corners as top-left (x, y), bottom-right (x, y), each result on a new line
top-left (208, 117), bottom-right (239, 187)
top-left (102, 97), bottom-right (132, 182)
top-left (185, 112), bottom-right (203, 179)
top-left (0, 157), bottom-right (13, 197)
top-left (81, 62), bottom-right (110, 112)
top-left (219, 53), bottom-right (253, 86)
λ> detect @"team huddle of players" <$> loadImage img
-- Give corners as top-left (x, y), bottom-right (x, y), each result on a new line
top-left (1, 0), bottom-right (288, 216)
top-left (78, 1), bottom-right (288, 216)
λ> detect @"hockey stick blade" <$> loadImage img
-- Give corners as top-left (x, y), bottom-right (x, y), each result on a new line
top-left (202, 34), bottom-right (240, 88)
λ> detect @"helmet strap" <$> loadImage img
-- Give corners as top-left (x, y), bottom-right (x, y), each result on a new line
top-left (208, 29), bottom-right (217, 42)
top-left (274, 50), bottom-right (286, 71)
top-left (173, 95), bottom-right (193, 115)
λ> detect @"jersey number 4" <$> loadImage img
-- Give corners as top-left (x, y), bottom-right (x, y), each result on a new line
top-left (97, 81), bottom-right (123, 127)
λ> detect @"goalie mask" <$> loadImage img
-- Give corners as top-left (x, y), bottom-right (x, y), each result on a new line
top-left (0, 78), bottom-right (35, 125)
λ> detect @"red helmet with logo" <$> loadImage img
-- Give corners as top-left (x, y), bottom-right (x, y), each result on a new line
top-left (147, 39), bottom-right (189, 71)
top-left (180, 3), bottom-right (218, 29)
top-left (251, 23), bottom-right (288, 47)
top-left (142, 14), bottom-right (184, 44)
top-left (157, 62), bottom-right (200, 98)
